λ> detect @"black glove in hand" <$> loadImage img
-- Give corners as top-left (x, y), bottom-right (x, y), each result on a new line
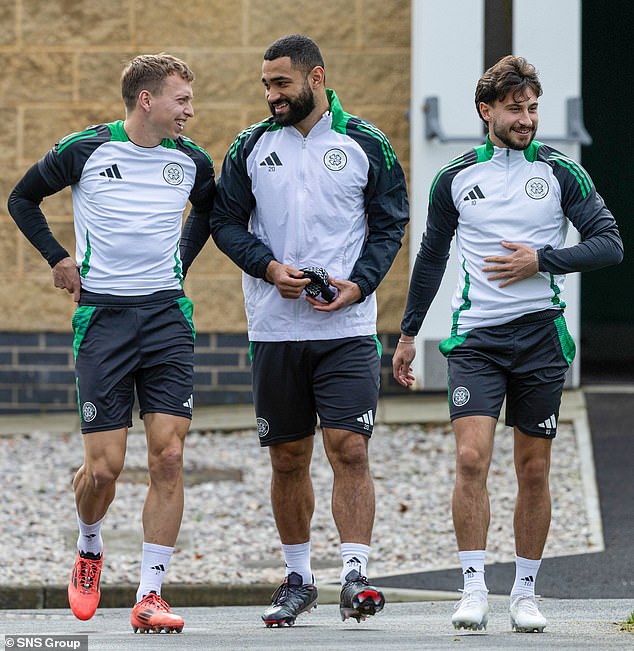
top-left (300, 266), bottom-right (336, 303)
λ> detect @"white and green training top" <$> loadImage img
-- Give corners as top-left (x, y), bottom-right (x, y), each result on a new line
top-left (401, 137), bottom-right (623, 339)
top-left (37, 120), bottom-right (214, 295)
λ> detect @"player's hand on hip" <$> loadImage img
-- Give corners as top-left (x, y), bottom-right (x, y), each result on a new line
top-left (392, 339), bottom-right (417, 387)
top-left (482, 241), bottom-right (539, 287)
top-left (52, 257), bottom-right (81, 302)
top-left (307, 277), bottom-right (361, 312)
top-left (265, 260), bottom-right (310, 299)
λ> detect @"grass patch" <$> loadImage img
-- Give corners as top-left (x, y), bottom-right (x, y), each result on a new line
top-left (620, 611), bottom-right (634, 633)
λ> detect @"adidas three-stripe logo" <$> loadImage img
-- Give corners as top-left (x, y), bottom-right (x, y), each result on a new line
top-left (99, 164), bottom-right (122, 179)
top-left (259, 151), bottom-right (283, 168)
top-left (538, 414), bottom-right (557, 431)
top-left (150, 564), bottom-right (166, 572)
top-left (464, 185), bottom-right (485, 202)
top-left (356, 409), bottom-right (374, 430)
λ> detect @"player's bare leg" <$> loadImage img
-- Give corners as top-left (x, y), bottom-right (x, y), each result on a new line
top-left (323, 428), bottom-right (384, 622)
top-left (69, 428), bottom-right (127, 621)
top-left (451, 416), bottom-right (496, 631)
top-left (130, 414), bottom-right (189, 634)
top-left (509, 428), bottom-right (551, 633)
top-left (262, 437), bottom-right (318, 627)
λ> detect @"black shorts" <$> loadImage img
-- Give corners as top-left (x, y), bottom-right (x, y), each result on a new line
top-left (250, 336), bottom-right (382, 447)
top-left (442, 311), bottom-right (575, 438)
top-left (73, 290), bottom-right (195, 434)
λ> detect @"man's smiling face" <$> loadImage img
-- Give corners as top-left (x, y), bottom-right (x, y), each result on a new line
top-left (479, 88), bottom-right (539, 150)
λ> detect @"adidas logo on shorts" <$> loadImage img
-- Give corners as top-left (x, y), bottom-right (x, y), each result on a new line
top-left (356, 409), bottom-right (374, 431)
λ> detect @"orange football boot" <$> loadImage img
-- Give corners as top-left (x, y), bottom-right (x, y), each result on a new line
top-left (68, 551), bottom-right (103, 620)
top-left (130, 591), bottom-right (184, 634)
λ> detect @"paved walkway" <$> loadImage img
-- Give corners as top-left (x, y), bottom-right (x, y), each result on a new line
top-left (2, 599), bottom-right (633, 650)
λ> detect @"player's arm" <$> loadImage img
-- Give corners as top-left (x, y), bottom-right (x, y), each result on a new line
top-left (393, 170), bottom-right (458, 386)
top-left (396, 210), bottom-right (455, 328)
top-left (210, 136), bottom-right (276, 279)
top-left (8, 141), bottom-right (87, 301)
top-left (348, 132), bottom-right (409, 301)
top-left (8, 163), bottom-right (70, 268)
top-left (540, 154), bottom-right (623, 273)
top-left (180, 151), bottom-right (216, 277)
top-left (8, 162), bottom-right (81, 301)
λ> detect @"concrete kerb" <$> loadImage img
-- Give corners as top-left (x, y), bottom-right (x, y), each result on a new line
top-left (0, 582), bottom-right (457, 610)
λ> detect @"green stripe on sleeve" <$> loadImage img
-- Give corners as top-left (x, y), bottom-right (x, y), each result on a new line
top-left (429, 155), bottom-right (466, 204)
top-left (57, 129), bottom-right (98, 154)
top-left (549, 153), bottom-right (592, 198)
top-left (182, 138), bottom-right (213, 165)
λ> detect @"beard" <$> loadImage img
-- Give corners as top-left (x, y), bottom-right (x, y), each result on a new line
top-left (491, 122), bottom-right (536, 150)
top-left (269, 81), bottom-right (316, 127)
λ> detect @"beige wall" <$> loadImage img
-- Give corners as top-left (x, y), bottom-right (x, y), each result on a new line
top-left (0, 0), bottom-right (411, 332)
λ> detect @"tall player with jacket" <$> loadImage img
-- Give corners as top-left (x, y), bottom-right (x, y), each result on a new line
top-left (212, 34), bottom-right (408, 627)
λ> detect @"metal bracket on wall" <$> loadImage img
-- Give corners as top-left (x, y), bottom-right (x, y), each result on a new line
top-left (424, 95), bottom-right (592, 145)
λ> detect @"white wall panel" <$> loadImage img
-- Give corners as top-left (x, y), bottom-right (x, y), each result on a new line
top-left (410, 0), bottom-right (485, 387)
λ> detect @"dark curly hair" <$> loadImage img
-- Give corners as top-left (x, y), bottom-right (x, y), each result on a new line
top-left (475, 55), bottom-right (542, 122)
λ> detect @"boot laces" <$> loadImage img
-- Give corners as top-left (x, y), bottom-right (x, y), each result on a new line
top-left (142, 592), bottom-right (170, 611)
top-left (78, 557), bottom-right (100, 590)
top-left (512, 594), bottom-right (541, 614)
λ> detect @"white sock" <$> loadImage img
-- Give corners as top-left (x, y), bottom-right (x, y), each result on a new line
top-left (340, 543), bottom-right (370, 585)
top-left (76, 514), bottom-right (105, 557)
top-left (458, 550), bottom-right (487, 592)
top-left (511, 555), bottom-right (541, 597)
top-left (136, 542), bottom-right (174, 604)
top-left (282, 542), bottom-right (312, 585)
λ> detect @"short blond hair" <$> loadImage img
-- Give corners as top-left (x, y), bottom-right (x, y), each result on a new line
top-left (121, 53), bottom-right (194, 111)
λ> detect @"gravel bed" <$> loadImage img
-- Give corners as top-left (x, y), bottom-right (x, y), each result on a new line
top-left (0, 421), bottom-right (598, 587)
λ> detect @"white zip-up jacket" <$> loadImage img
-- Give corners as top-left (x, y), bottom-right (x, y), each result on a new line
top-left (401, 137), bottom-right (623, 342)
top-left (211, 89), bottom-right (409, 342)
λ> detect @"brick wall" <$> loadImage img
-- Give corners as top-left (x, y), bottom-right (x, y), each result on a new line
top-left (0, 0), bottom-right (411, 412)
top-left (0, 333), bottom-right (75, 413)
top-left (0, 331), bottom-right (405, 414)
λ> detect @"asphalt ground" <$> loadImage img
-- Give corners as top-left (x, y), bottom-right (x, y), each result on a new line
top-left (2, 599), bottom-right (633, 650)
